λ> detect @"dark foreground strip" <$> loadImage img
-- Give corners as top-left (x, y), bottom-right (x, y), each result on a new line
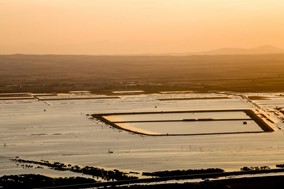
top-left (34, 168), bottom-right (284, 189)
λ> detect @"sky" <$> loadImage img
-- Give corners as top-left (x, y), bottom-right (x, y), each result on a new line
top-left (1, 0), bottom-right (284, 55)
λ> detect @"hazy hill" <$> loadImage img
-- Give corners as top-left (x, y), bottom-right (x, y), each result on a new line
top-left (166, 45), bottom-right (284, 56)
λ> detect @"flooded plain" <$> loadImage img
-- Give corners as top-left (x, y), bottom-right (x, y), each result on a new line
top-left (0, 92), bottom-right (284, 178)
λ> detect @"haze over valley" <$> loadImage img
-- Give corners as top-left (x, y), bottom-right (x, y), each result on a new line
top-left (1, 53), bottom-right (284, 94)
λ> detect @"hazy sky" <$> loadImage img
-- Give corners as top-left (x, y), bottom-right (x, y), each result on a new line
top-left (1, 0), bottom-right (284, 54)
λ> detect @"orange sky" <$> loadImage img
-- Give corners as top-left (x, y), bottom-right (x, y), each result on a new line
top-left (1, 0), bottom-right (284, 55)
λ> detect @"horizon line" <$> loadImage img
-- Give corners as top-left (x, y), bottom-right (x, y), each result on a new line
top-left (1, 45), bottom-right (284, 57)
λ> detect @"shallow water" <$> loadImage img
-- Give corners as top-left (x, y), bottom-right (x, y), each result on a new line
top-left (116, 120), bottom-right (262, 135)
top-left (0, 92), bottom-right (284, 177)
top-left (104, 111), bottom-right (250, 122)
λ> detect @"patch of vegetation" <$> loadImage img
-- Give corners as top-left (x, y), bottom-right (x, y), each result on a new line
top-left (0, 174), bottom-right (96, 189)
top-left (142, 168), bottom-right (224, 177)
top-left (240, 166), bottom-right (270, 171)
top-left (11, 158), bottom-right (138, 181)
top-left (276, 164), bottom-right (284, 168)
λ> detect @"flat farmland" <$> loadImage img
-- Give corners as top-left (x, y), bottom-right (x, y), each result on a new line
top-left (1, 54), bottom-right (284, 93)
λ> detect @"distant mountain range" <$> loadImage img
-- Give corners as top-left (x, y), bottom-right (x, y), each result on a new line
top-left (166, 45), bottom-right (284, 56)
top-left (3, 45), bottom-right (284, 57)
